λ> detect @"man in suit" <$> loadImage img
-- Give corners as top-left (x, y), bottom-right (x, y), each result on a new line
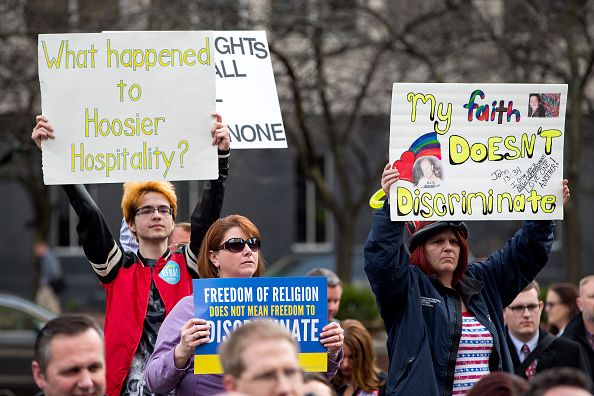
top-left (563, 274), bottom-right (594, 381)
top-left (504, 281), bottom-right (590, 381)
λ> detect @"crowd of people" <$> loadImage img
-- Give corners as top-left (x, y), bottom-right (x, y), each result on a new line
top-left (30, 116), bottom-right (592, 396)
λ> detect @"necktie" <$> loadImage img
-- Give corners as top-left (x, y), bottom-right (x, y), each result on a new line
top-left (521, 343), bottom-right (537, 380)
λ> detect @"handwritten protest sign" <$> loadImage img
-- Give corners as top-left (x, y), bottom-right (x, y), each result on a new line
top-left (38, 31), bottom-right (217, 184)
top-left (193, 277), bottom-right (327, 374)
top-left (100, 30), bottom-right (287, 149)
top-left (214, 31), bottom-right (287, 149)
top-left (389, 83), bottom-right (567, 221)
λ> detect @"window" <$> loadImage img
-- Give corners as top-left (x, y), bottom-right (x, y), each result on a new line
top-left (294, 155), bottom-right (333, 251)
top-left (0, 306), bottom-right (40, 331)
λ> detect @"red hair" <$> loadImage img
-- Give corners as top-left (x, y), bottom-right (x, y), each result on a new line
top-left (409, 228), bottom-right (469, 285)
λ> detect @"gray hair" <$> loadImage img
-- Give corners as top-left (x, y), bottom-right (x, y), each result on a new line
top-left (306, 267), bottom-right (342, 287)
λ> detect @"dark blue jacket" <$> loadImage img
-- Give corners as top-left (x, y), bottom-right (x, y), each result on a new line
top-left (364, 204), bottom-right (555, 396)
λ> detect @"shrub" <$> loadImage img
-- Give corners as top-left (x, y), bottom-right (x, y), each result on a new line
top-left (336, 283), bottom-right (382, 331)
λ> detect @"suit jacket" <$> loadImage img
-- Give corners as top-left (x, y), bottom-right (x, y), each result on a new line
top-left (506, 327), bottom-right (590, 378)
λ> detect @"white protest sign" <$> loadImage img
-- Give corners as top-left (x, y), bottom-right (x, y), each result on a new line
top-left (389, 83), bottom-right (567, 221)
top-left (214, 31), bottom-right (287, 149)
top-left (38, 31), bottom-right (217, 185)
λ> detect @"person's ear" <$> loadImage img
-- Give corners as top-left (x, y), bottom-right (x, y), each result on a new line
top-left (209, 251), bottom-right (220, 269)
top-left (129, 221), bottom-right (137, 235)
top-left (577, 297), bottom-right (583, 312)
top-left (32, 361), bottom-right (47, 391)
top-left (223, 374), bottom-right (238, 391)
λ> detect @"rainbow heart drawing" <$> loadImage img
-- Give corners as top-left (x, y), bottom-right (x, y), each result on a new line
top-left (392, 132), bottom-right (442, 183)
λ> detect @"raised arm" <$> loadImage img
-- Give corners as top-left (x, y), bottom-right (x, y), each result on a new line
top-left (467, 179), bottom-right (569, 307)
top-left (364, 164), bottom-right (411, 327)
top-left (32, 115), bottom-right (123, 283)
top-left (188, 113), bottom-right (230, 271)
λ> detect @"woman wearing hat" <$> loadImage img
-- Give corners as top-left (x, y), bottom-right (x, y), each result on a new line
top-left (364, 164), bottom-right (570, 396)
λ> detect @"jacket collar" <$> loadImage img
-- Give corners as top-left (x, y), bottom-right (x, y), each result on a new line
top-left (565, 313), bottom-right (588, 343)
top-left (427, 273), bottom-right (483, 304)
top-left (136, 249), bottom-right (169, 266)
top-left (455, 274), bottom-right (484, 304)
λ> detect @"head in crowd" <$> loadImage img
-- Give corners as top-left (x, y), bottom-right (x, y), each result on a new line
top-left (303, 372), bottom-right (336, 396)
top-left (546, 282), bottom-right (579, 335)
top-left (524, 367), bottom-right (593, 396)
top-left (198, 214), bottom-right (265, 279)
top-left (406, 220), bottom-right (469, 287)
top-left (332, 319), bottom-right (384, 393)
top-left (504, 281), bottom-right (543, 342)
top-left (121, 181), bottom-right (177, 239)
top-left (466, 372), bottom-right (530, 396)
top-left (578, 275), bottom-right (594, 325)
top-left (34, 240), bottom-right (50, 257)
top-left (306, 268), bottom-right (343, 321)
top-left (220, 320), bottom-right (303, 396)
top-left (168, 222), bottom-right (191, 250)
top-left (32, 314), bottom-right (105, 396)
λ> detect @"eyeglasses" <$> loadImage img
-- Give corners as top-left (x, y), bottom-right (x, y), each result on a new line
top-left (507, 304), bottom-right (540, 314)
top-left (241, 367), bottom-right (302, 385)
top-left (217, 237), bottom-right (261, 253)
top-left (136, 206), bottom-right (173, 217)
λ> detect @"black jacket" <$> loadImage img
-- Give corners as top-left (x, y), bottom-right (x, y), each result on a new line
top-left (506, 328), bottom-right (590, 378)
top-left (364, 203), bottom-right (555, 395)
top-left (562, 314), bottom-right (594, 379)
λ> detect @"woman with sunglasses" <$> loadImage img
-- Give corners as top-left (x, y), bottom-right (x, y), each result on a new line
top-left (364, 164), bottom-right (571, 396)
top-left (144, 214), bottom-right (344, 395)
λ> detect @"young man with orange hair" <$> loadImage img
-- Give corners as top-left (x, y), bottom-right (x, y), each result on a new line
top-left (32, 113), bottom-right (230, 396)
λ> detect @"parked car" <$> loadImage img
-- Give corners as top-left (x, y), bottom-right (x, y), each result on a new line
top-left (0, 293), bottom-right (56, 396)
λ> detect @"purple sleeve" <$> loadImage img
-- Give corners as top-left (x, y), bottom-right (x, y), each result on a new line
top-left (325, 348), bottom-right (343, 380)
top-left (144, 296), bottom-right (194, 393)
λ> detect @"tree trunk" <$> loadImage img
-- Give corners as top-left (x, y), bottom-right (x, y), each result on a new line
top-left (565, 85), bottom-right (582, 284)
top-left (564, 0), bottom-right (583, 284)
top-left (334, 214), bottom-right (354, 284)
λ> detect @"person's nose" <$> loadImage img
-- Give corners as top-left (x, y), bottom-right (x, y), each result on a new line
top-left (341, 357), bottom-right (350, 370)
top-left (242, 242), bottom-right (253, 255)
top-left (522, 307), bottom-right (532, 318)
top-left (274, 371), bottom-right (294, 396)
top-left (77, 370), bottom-right (94, 390)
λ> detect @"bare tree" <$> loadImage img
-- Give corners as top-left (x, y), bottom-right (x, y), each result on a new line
top-left (469, 0), bottom-right (594, 283)
top-left (267, 1), bottom-right (478, 281)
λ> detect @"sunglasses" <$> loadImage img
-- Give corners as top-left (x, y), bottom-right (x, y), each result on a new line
top-left (217, 237), bottom-right (261, 253)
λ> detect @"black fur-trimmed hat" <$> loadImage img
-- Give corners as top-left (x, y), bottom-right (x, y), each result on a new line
top-left (406, 221), bottom-right (469, 252)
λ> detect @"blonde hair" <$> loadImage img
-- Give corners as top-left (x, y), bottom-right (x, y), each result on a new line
top-left (121, 181), bottom-right (177, 225)
top-left (198, 214), bottom-right (265, 278)
top-left (218, 320), bottom-right (297, 378)
top-left (579, 275), bottom-right (594, 296)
